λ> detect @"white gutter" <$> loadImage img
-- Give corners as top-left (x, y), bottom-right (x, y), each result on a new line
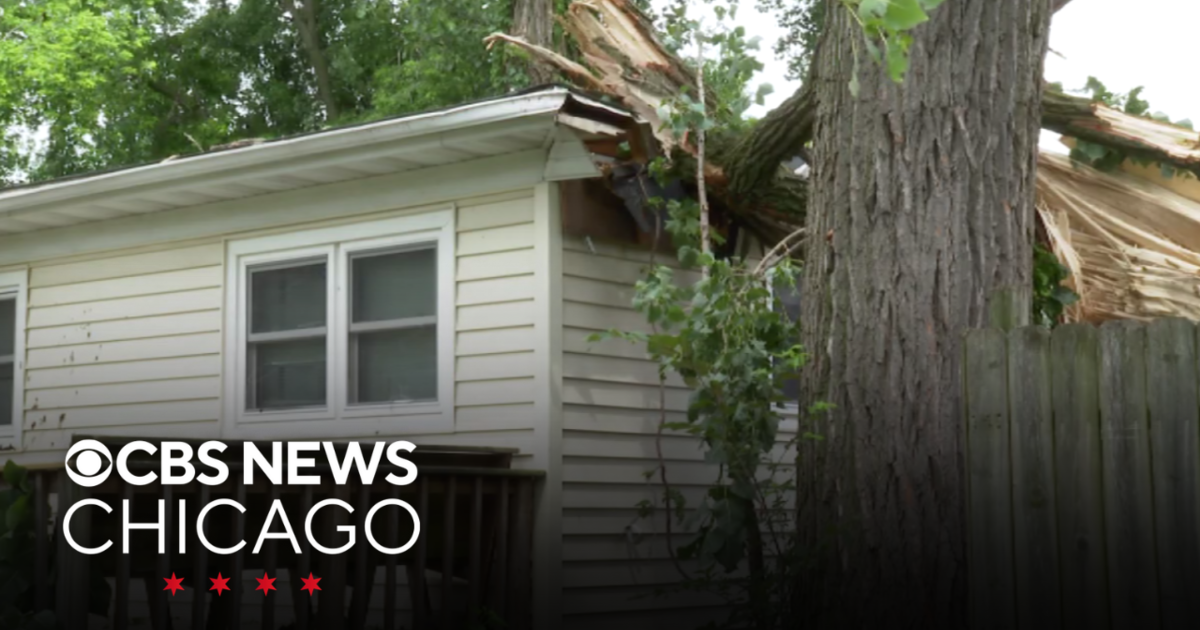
top-left (0, 89), bottom-right (582, 217)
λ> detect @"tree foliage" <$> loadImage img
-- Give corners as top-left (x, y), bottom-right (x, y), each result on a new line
top-left (1, 0), bottom-right (532, 185)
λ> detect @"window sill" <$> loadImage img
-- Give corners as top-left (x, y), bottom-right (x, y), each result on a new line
top-left (229, 401), bottom-right (454, 439)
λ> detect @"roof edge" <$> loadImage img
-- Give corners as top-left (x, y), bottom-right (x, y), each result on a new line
top-left (0, 88), bottom-right (627, 217)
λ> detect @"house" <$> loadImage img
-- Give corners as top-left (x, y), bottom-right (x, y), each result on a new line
top-left (0, 86), bottom-right (799, 630)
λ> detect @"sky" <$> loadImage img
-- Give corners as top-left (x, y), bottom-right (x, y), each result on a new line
top-left (661, 0), bottom-right (1200, 155)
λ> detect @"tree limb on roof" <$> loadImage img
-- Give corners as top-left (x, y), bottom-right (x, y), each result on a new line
top-left (486, 0), bottom-right (1198, 249)
top-left (487, 0), bottom-right (806, 245)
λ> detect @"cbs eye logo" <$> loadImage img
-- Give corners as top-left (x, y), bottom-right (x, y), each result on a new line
top-left (65, 440), bottom-right (114, 487)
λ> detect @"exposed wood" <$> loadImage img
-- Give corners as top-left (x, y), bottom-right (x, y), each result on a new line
top-left (1037, 151), bottom-right (1200, 323)
top-left (1042, 89), bottom-right (1200, 179)
top-left (1049, 324), bottom-right (1109, 629)
top-left (1005, 326), bottom-right (1061, 630)
top-left (484, 0), bottom-right (807, 245)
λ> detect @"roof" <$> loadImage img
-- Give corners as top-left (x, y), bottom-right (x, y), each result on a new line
top-left (0, 86), bottom-right (633, 237)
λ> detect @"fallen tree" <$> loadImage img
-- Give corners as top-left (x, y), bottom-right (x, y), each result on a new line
top-left (485, 0), bottom-right (1200, 248)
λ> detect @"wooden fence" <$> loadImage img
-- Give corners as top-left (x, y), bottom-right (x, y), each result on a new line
top-left (32, 437), bottom-right (541, 630)
top-left (964, 318), bottom-right (1200, 630)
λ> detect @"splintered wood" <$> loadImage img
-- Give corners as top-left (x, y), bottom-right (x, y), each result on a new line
top-left (485, 0), bottom-right (702, 156)
top-left (1037, 152), bottom-right (1200, 323)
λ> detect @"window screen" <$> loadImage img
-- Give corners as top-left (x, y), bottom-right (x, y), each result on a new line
top-left (348, 247), bottom-right (437, 404)
top-left (775, 278), bottom-right (802, 404)
top-left (246, 261), bottom-right (328, 410)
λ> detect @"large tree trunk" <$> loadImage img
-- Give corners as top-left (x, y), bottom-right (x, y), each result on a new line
top-left (513, 0), bottom-right (556, 84)
top-left (798, 2), bottom-right (1052, 628)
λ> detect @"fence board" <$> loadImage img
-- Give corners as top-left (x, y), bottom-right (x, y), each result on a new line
top-left (966, 318), bottom-right (1200, 628)
top-left (1007, 326), bottom-right (1061, 630)
top-left (1145, 318), bottom-right (1200, 627)
top-left (1050, 324), bottom-right (1109, 630)
top-left (1098, 321), bottom-right (1161, 628)
top-left (964, 327), bottom-right (1016, 630)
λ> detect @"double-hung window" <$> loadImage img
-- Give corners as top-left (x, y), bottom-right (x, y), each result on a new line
top-left (226, 210), bottom-right (454, 432)
top-left (0, 270), bottom-right (26, 440)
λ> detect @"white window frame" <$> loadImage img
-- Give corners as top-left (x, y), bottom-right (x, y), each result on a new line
top-left (0, 269), bottom-right (28, 444)
top-left (223, 209), bottom-right (455, 435)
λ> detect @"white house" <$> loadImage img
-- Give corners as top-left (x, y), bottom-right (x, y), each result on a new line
top-left (0, 87), bottom-right (797, 630)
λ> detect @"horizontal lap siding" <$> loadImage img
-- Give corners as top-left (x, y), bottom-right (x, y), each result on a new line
top-left (453, 193), bottom-right (539, 462)
top-left (13, 191), bottom-right (542, 464)
top-left (21, 243), bottom-right (225, 453)
top-left (557, 236), bottom-right (796, 628)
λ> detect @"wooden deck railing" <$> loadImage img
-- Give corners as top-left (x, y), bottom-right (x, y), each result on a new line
top-left (32, 439), bottom-right (542, 630)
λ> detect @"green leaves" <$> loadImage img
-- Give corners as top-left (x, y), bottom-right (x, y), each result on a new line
top-left (856, 0), bottom-right (889, 20)
top-left (881, 0), bottom-right (931, 31)
top-left (1032, 244), bottom-right (1078, 327)
top-left (840, 0), bottom-right (946, 95)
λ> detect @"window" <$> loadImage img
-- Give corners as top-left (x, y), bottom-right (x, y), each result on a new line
top-left (225, 210), bottom-right (454, 430)
top-left (0, 269), bottom-right (26, 439)
top-left (246, 258), bottom-right (329, 411)
top-left (0, 296), bottom-right (14, 428)
top-left (773, 275), bottom-right (802, 406)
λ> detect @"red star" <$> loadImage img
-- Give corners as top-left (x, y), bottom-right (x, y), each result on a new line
top-left (162, 573), bottom-right (185, 596)
top-left (254, 572), bottom-right (277, 596)
top-left (299, 572), bottom-right (321, 596)
top-left (209, 572), bottom-right (231, 596)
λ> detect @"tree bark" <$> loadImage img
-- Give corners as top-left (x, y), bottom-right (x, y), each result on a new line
top-left (798, 2), bottom-right (1052, 627)
top-left (512, 0), bottom-right (556, 84)
top-left (282, 0), bottom-right (339, 122)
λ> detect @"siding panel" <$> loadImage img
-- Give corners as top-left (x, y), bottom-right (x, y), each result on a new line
top-left (15, 190), bottom-right (543, 464)
top-left (558, 237), bottom-right (794, 625)
top-left (25, 332), bottom-right (221, 369)
top-left (29, 243), bottom-right (223, 287)
top-left (27, 287), bottom-right (221, 328)
top-left (26, 310), bottom-right (221, 347)
top-left (25, 355), bottom-right (221, 389)
top-left (28, 265), bottom-right (222, 306)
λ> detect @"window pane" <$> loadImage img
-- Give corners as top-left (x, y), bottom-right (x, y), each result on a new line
top-left (250, 262), bottom-right (326, 334)
top-left (353, 326), bottom-right (436, 404)
top-left (352, 248), bottom-right (436, 323)
top-left (0, 298), bottom-right (14, 357)
top-left (774, 277), bottom-right (802, 404)
top-left (249, 338), bottom-right (326, 410)
top-left (0, 362), bottom-right (11, 427)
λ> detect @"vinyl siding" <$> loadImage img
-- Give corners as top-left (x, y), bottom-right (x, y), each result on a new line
top-left (21, 243), bottom-right (225, 455)
top-left (11, 190), bottom-right (542, 465)
top-left (557, 236), bottom-right (797, 627)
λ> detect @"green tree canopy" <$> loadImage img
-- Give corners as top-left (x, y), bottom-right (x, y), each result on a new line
top-left (1, 0), bottom-right (536, 185)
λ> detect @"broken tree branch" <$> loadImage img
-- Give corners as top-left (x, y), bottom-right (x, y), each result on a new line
top-left (1042, 89), bottom-right (1200, 179)
top-left (487, 0), bottom-right (1196, 257)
